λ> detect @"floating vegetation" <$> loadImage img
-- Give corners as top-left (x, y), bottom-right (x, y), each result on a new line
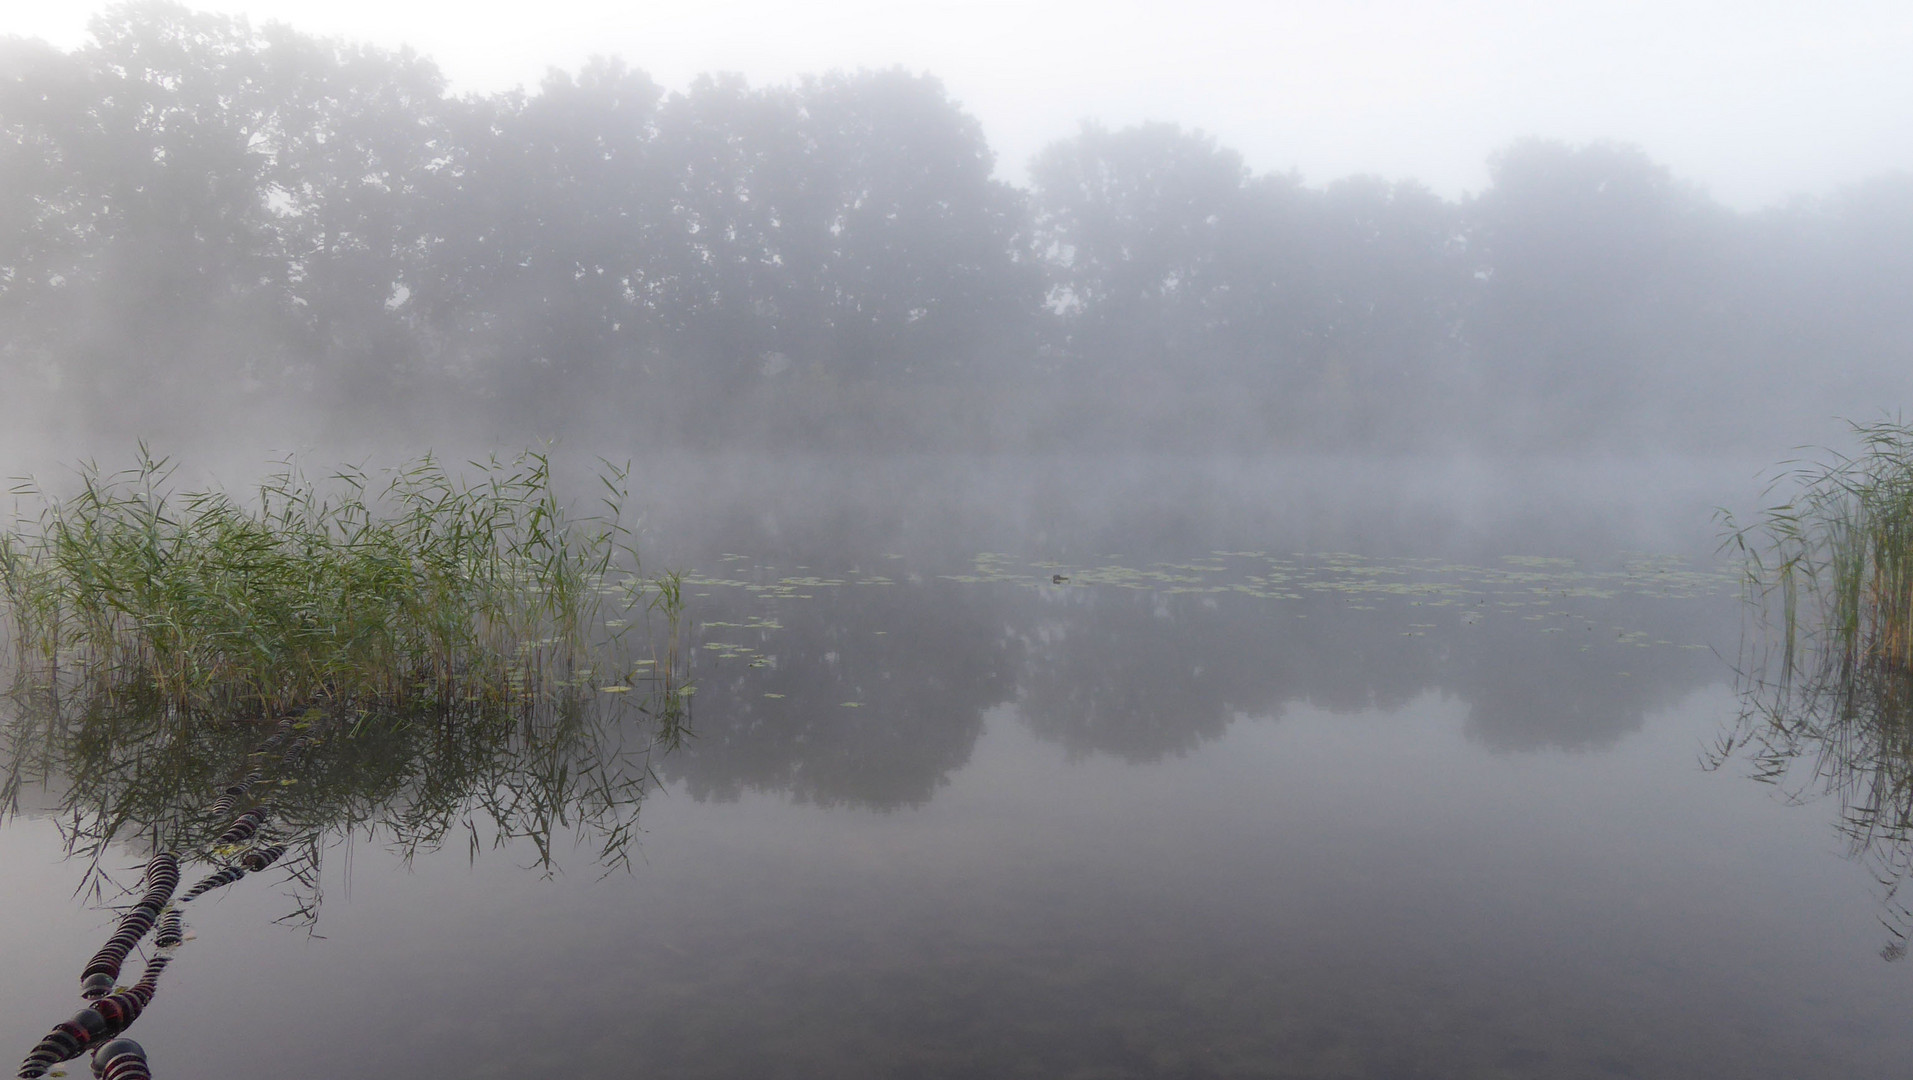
top-left (670, 549), bottom-right (1726, 739)
top-left (929, 550), bottom-right (1725, 604)
top-left (684, 550), bottom-right (1727, 615)
top-left (1717, 421), bottom-right (1913, 959)
top-left (0, 448), bottom-right (655, 715)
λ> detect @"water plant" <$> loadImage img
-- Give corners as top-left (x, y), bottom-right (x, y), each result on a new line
top-left (0, 447), bottom-right (661, 714)
top-left (1725, 419), bottom-right (1913, 680)
top-left (1719, 419), bottom-right (1913, 958)
top-left (0, 450), bottom-right (697, 1077)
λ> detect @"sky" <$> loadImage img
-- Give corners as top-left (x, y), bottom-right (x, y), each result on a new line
top-left (2, 0), bottom-right (1909, 209)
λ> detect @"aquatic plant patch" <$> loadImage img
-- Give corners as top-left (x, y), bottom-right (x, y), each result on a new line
top-left (0, 448), bottom-right (646, 713)
top-left (1716, 421), bottom-right (1913, 959)
top-left (1726, 419), bottom-right (1913, 678)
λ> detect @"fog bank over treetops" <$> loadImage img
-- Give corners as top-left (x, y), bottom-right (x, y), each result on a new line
top-left (2, 2), bottom-right (1908, 459)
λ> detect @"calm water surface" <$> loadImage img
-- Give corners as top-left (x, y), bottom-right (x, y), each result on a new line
top-left (5, 457), bottom-right (1910, 1078)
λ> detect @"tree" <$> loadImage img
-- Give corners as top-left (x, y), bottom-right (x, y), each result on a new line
top-left (0, 4), bottom-right (292, 432)
top-left (1030, 121), bottom-right (1247, 372)
top-left (653, 71), bottom-right (1033, 393)
top-left (428, 58), bottom-right (668, 429)
top-left (250, 18), bottom-right (456, 416)
top-left (1466, 139), bottom-right (1728, 445)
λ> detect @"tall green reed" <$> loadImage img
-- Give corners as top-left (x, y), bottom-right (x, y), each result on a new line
top-left (0, 447), bottom-right (658, 714)
top-left (1719, 420), bottom-right (1913, 958)
top-left (1725, 419), bottom-right (1913, 681)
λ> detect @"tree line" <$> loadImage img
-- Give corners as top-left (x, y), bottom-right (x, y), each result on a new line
top-left (2, 2), bottom-right (1909, 452)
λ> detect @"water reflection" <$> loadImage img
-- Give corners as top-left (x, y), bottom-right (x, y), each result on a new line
top-left (9, 547), bottom-right (1729, 835)
top-left (664, 550), bottom-right (1736, 809)
top-left (1718, 656), bottom-right (1913, 959)
top-left (670, 577), bottom-right (1018, 807)
top-left (0, 667), bottom-right (686, 920)
top-left (16, 510), bottom-right (1904, 1080)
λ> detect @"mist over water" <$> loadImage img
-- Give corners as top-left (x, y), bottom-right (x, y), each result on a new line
top-left (0, 4), bottom-right (1909, 467)
top-left (6, 5), bottom-right (1913, 1079)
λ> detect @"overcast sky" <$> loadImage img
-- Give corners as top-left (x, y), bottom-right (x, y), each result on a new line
top-left (3, 0), bottom-right (1909, 209)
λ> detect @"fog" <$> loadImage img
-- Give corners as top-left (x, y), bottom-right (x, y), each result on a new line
top-left (9, 0), bottom-right (1911, 210)
top-left (18, 12), bottom-right (1913, 1078)
top-left (0, 3), bottom-right (1907, 495)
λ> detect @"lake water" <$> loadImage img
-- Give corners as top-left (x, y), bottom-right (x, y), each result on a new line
top-left (6, 455), bottom-right (1912, 1079)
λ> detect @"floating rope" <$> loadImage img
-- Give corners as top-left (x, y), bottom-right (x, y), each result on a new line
top-left (207, 772), bottom-right (260, 820)
top-left (213, 805), bottom-right (270, 848)
top-left (151, 910), bottom-right (182, 951)
top-left (179, 865), bottom-right (245, 902)
top-left (79, 853), bottom-right (176, 999)
top-left (17, 954), bottom-right (169, 1079)
top-left (89, 1039), bottom-right (151, 1080)
top-left (18, 711), bottom-right (319, 1080)
top-left (240, 843), bottom-right (287, 874)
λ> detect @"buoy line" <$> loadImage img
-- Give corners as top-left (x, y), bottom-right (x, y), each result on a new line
top-left (15, 711), bottom-right (318, 1079)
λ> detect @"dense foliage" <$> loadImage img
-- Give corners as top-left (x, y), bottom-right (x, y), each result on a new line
top-left (1, 3), bottom-right (1909, 451)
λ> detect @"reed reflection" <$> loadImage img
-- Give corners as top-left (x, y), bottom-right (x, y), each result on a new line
top-left (1719, 659), bottom-right (1913, 960)
top-left (2, 659), bottom-right (685, 1080)
top-left (1, 665), bottom-right (688, 921)
top-left (0, 449), bottom-right (691, 914)
top-left (0, 454), bottom-right (697, 1079)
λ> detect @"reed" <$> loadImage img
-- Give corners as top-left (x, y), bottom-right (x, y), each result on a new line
top-left (1726, 419), bottom-right (1913, 681)
top-left (1720, 420), bottom-right (1913, 958)
top-left (0, 447), bottom-right (652, 715)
